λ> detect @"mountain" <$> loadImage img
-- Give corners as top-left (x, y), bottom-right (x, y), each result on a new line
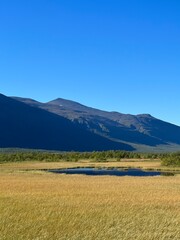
top-left (12, 96), bottom-right (180, 152)
top-left (0, 94), bottom-right (133, 151)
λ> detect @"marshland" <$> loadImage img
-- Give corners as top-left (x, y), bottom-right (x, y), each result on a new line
top-left (0, 151), bottom-right (180, 239)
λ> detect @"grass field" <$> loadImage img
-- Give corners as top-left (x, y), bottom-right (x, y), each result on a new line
top-left (1, 159), bottom-right (180, 172)
top-left (0, 161), bottom-right (180, 240)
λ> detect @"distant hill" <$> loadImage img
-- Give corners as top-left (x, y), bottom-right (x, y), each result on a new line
top-left (0, 93), bottom-right (133, 151)
top-left (12, 96), bottom-right (180, 152)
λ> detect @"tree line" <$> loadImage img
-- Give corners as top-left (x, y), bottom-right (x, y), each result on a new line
top-left (0, 150), bottom-right (179, 166)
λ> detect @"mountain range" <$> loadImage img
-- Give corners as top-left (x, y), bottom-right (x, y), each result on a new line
top-left (0, 93), bottom-right (180, 152)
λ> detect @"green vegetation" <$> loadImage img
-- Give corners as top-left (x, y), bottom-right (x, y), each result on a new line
top-left (0, 150), bottom-right (160, 163)
top-left (0, 150), bottom-right (180, 167)
top-left (161, 152), bottom-right (180, 167)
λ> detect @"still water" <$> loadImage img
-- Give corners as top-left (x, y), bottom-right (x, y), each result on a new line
top-left (48, 168), bottom-right (166, 177)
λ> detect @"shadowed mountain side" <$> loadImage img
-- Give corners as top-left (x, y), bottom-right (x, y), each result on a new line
top-left (0, 94), bottom-right (134, 151)
top-left (14, 97), bottom-right (161, 146)
top-left (137, 116), bottom-right (180, 144)
top-left (75, 117), bottom-right (166, 146)
top-left (46, 99), bottom-right (180, 145)
top-left (12, 96), bottom-right (180, 149)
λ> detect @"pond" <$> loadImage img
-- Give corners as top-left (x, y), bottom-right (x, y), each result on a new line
top-left (47, 167), bottom-right (172, 177)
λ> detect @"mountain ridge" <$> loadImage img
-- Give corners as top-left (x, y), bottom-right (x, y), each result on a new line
top-left (0, 93), bottom-right (132, 151)
top-left (11, 95), bottom-right (180, 152)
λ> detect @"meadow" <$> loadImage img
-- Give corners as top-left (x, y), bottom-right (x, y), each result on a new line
top-left (0, 160), bottom-right (180, 240)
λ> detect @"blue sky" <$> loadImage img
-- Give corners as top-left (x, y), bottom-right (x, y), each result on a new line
top-left (0, 0), bottom-right (180, 125)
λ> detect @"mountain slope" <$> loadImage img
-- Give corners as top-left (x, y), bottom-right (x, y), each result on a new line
top-left (0, 94), bottom-right (133, 151)
top-left (46, 99), bottom-right (180, 145)
top-left (13, 96), bottom-right (180, 151)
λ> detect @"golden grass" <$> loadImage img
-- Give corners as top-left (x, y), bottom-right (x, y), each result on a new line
top-left (0, 160), bottom-right (164, 174)
top-left (1, 159), bottom-right (180, 172)
top-left (0, 162), bottom-right (180, 240)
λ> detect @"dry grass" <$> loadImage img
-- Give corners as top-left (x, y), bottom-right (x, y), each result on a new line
top-left (0, 162), bottom-right (180, 240)
top-left (1, 159), bottom-right (180, 172)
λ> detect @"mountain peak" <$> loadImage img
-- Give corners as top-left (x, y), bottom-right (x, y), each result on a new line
top-left (6, 94), bottom-right (180, 152)
top-left (0, 93), bottom-right (129, 151)
top-left (48, 98), bottom-right (85, 106)
top-left (47, 98), bottom-right (95, 113)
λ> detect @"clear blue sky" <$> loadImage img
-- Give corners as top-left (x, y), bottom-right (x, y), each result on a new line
top-left (0, 0), bottom-right (180, 125)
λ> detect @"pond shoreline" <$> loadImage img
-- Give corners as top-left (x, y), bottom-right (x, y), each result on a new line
top-left (45, 167), bottom-right (177, 177)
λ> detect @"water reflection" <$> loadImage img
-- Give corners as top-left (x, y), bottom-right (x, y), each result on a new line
top-left (47, 168), bottom-right (169, 177)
